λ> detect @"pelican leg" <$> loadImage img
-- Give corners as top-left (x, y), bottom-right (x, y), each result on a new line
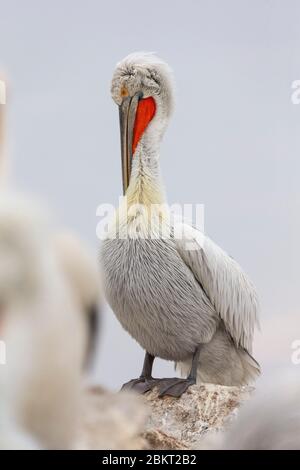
top-left (121, 352), bottom-right (159, 393)
top-left (156, 345), bottom-right (202, 398)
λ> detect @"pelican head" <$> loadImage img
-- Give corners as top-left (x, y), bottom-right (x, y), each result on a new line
top-left (111, 52), bottom-right (175, 193)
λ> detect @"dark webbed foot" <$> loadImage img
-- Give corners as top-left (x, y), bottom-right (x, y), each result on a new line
top-left (156, 377), bottom-right (196, 397)
top-left (120, 346), bottom-right (201, 398)
top-left (121, 351), bottom-right (157, 394)
top-left (121, 377), bottom-right (159, 394)
top-left (156, 345), bottom-right (202, 397)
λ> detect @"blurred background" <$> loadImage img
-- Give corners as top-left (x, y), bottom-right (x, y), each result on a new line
top-left (0, 0), bottom-right (299, 389)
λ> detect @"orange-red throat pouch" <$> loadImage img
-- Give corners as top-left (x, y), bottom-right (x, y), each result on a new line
top-left (132, 97), bottom-right (156, 154)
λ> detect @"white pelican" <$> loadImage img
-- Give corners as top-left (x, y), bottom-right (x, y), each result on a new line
top-left (101, 52), bottom-right (260, 397)
top-left (0, 82), bottom-right (102, 447)
top-left (0, 194), bottom-right (101, 449)
top-left (0, 194), bottom-right (83, 449)
top-left (54, 231), bottom-right (101, 369)
top-left (0, 81), bottom-right (101, 374)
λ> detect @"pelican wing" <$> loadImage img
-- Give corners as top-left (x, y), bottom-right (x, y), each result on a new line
top-left (174, 223), bottom-right (259, 351)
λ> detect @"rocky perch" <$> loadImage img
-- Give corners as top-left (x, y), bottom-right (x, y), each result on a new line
top-left (143, 384), bottom-right (252, 449)
top-left (75, 384), bottom-right (253, 450)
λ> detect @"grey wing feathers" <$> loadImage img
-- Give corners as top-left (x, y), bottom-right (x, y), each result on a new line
top-left (175, 223), bottom-right (259, 352)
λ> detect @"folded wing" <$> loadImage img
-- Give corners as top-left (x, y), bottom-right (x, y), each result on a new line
top-left (175, 223), bottom-right (259, 352)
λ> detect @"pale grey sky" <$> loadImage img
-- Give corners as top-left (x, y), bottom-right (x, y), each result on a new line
top-left (0, 0), bottom-right (299, 388)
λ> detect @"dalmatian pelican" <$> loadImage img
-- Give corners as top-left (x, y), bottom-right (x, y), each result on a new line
top-left (0, 194), bottom-right (101, 449)
top-left (101, 52), bottom-right (260, 397)
top-left (0, 89), bottom-right (101, 448)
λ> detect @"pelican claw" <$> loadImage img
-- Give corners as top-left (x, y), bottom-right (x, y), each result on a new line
top-left (156, 377), bottom-right (196, 398)
top-left (120, 377), bottom-right (158, 394)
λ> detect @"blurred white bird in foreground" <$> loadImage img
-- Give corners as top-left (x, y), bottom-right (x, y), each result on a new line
top-left (54, 231), bottom-right (101, 368)
top-left (0, 83), bottom-right (101, 449)
top-left (0, 193), bottom-right (101, 449)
